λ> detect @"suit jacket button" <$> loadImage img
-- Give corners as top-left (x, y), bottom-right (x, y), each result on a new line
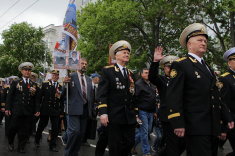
top-left (213, 105), bottom-right (214, 108)
top-left (125, 99), bottom-right (127, 101)
top-left (212, 96), bottom-right (214, 99)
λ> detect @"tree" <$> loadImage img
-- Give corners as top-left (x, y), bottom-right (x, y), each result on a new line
top-left (0, 22), bottom-right (52, 77)
top-left (77, 0), bottom-right (234, 75)
top-left (190, 0), bottom-right (235, 72)
top-left (77, 0), bottom-right (193, 75)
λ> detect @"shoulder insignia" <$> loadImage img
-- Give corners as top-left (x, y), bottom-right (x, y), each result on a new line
top-left (176, 57), bottom-right (186, 62)
top-left (221, 72), bottom-right (230, 77)
top-left (128, 69), bottom-right (133, 74)
top-left (189, 57), bottom-right (197, 63)
top-left (43, 81), bottom-right (49, 83)
top-left (104, 65), bottom-right (114, 68)
top-left (114, 66), bottom-right (119, 72)
top-left (170, 69), bottom-right (177, 78)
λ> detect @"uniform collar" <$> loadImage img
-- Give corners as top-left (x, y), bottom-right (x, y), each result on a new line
top-left (188, 53), bottom-right (203, 63)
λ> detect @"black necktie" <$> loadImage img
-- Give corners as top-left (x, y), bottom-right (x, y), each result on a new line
top-left (123, 68), bottom-right (128, 79)
top-left (25, 79), bottom-right (28, 85)
top-left (201, 60), bottom-right (212, 76)
top-left (53, 82), bottom-right (56, 88)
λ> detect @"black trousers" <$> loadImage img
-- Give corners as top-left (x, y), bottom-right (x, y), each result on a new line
top-left (95, 126), bottom-right (108, 156)
top-left (8, 115), bottom-right (32, 150)
top-left (161, 122), bottom-right (186, 156)
top-left (228, 129), bottom-right (235, 154)
top-left (108, 123), bottom-right (135, 156)
top-left (5, 115), bottom-right (11, 137)
top-left (186, 135), bottom-right (217, 156)
top-left (35, 116), bottom-right (59, 148)
top-left (0, 111), bottom-right (5, 123)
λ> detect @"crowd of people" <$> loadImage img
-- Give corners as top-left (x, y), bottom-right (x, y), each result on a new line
top-left (0, 22), bottom-right (235, 156)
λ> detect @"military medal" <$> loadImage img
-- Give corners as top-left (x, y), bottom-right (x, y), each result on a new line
top-left (55, 88), bottom-right (61, 98)
top-left (117, 85), bottom-right (120, 89)
top-left (195, 71), bottom-right (201, 78)
top-left (120, 86), bottom-right (123, 89)
top-left (30, 85), bottom-right (36, 96)
top-left (123, 85), bottom-right (125, 89)
top-left (128, 73), bottom-right (135, 95)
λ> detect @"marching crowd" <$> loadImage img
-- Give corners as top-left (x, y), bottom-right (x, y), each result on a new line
top-left (0, 22), bottom-right (235, 156)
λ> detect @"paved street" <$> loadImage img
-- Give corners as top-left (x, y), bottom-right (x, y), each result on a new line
top-left (0, 118), bottom-right (233, 156)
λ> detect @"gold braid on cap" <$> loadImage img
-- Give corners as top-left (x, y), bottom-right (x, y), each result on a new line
top-left (186, 27), bottom-right (208, 43)
top-left (114, 44), bottom-right (130, 54)
top-left (228, 55), bottom-right (235, 60)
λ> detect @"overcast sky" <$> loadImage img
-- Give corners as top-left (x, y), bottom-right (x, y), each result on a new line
top-left (0, 0), bottom-right (70, 44)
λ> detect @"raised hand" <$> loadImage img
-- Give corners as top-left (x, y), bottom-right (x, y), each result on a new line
top-left (153, 46), bottom-right (166, 62)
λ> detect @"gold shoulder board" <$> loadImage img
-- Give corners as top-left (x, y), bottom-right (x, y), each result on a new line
top-left (221, 72), bottom-right (230, 77)
top-left (176, 57), bottom-right (186, 62)
top-left (128, 69), bottom-right (133, 74)
top-left (43, 81), bottom-right (49, 83)
top-left (105, 65), bottom-right (114, 68)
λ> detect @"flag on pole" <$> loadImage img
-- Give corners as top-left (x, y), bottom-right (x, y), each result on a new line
top-left (53, 0), bottom-right (80, 69)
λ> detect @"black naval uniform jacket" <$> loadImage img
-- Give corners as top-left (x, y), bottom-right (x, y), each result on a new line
top-left (6, 79), bottom-right (40, 116)
top-left (36, 81), bottom-right (64, 116)
top-left (149, 62), bottom-right (170, 122)
top-left (166, 55), bottom-right (232, 136)
top-left (97, 63), bottom-right (138, 125)
top-left (219, 69), bottom-right (235, 120)
top-left (1, 86), bottom-right (10, 110)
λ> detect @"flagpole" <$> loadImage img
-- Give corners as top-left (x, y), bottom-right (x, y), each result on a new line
top-left (66, 69), bottom-right (70, 114)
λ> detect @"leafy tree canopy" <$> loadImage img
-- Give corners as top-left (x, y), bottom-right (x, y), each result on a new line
top-left (0, 22), bottom-right (52, 77)
top-left (77, 0), bottom-right (234, 75)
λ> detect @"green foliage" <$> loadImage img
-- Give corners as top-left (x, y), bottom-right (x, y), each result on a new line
top-left (77, 0), bottom-right (234, 76)
top-left (0, 22), bottom-right (52, 77)
top-left (189, 0), bottom-right (235, 73)
top-left (77, 0), bottom-right (193, 75)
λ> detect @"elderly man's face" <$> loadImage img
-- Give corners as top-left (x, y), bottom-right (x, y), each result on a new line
top-left (21, 69), bottom-right (31, 78)
top-left (164, 66), bottom-right (171, 76)
top-left (51, 74), bottom-right (59, 82)
top-left (187, 35), bottom-right (207, 57)
top-left (115, 49), bottom-right (130, 62)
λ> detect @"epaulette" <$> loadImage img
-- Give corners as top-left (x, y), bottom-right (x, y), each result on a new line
top-left (128, 69), bottom-right (133, 74)
top-left (221, 72), bottom-right (230, 77)
top-left (43, 81), bottom-right (49, 83)
top-left (176, 57), bottom-right (187, 62)
top-left (105, 65), bottom-right (114, 68)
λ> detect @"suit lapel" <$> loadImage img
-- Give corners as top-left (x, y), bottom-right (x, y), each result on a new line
top-left (73, 72), bottom-right (83, 98)
top-left (49, 80), bottom-right (56, 94)
top-left (114, 64), bottom-right (128, 86)
top-left (188, 55), bottom-right (213, 80)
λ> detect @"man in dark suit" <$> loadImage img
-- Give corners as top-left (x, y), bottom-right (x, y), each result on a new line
top-left (149, 48), bottom-right (186, 156)
top-left (63, 58), bottom-right (93, 156)
top-left (166, 23), bottom-right (234, 156)
top-left (69, 51), bottom-right (79, 65)
top-left (34, 70), bottom-right (64, 152)
top-left (97, 40), bottom-right (138, 156)
top-left (219, 47), bottom-right (235, 156)
top-left (5, 62), bottom-right (40, 153)
top-left (1, 76), bottom-right (19, 137)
